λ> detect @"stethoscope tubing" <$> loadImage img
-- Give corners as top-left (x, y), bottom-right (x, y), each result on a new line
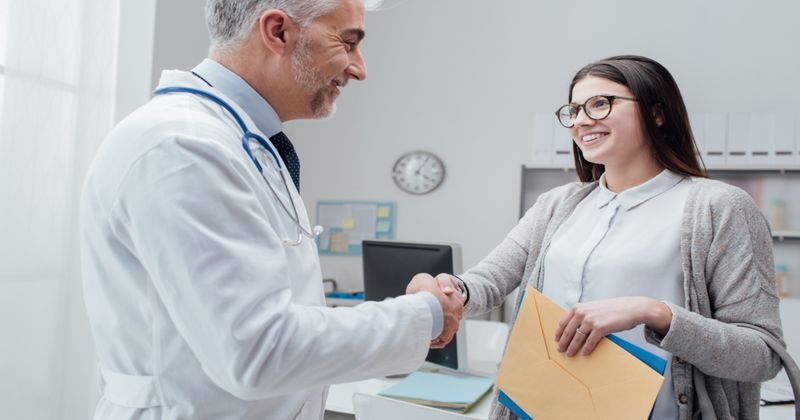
top-left (153, 86), bottom-right (322, 246)
top-left (154, 86), bottom-right (281, 172)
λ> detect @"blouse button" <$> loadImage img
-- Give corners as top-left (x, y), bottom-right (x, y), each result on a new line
top-left (678, 394), bottom-right (689, 404)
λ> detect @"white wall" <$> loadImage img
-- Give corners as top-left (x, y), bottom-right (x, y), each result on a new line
top-left (150, 0), bottom-right (209, 91)
top-left (145, 0), bottom-right (800, 293)
top-left (115, 0), bottom-right (157, 122)
top-left (283, 0), bottom-right (800, 292)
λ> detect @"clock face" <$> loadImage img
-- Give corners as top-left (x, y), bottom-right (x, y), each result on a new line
top-left (392, 151), bottom-right (445, 194)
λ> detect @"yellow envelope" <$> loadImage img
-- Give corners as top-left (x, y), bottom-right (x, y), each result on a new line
top-left (496, 287), bottom-right (664, 420)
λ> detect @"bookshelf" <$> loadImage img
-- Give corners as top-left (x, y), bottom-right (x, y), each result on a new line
top-left (519, 166), bottom-right (800, 299)
top-left (524, 110), bottom-right (800, 298)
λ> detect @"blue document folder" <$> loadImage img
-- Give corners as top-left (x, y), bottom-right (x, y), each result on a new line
top-left (379, 371), bottom-right (494, 413)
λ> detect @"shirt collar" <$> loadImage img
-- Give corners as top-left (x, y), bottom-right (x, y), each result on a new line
top-left (596, 169), bottom-right (686, 211)
top-left (191, 58), bottom-right (283, 138)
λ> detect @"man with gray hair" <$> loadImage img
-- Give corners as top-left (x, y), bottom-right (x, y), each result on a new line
top-left (80, 0), bottom-right (464, 419)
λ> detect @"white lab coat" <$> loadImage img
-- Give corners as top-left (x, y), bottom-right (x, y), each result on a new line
top-left (80, 70), bottom-right (433, 420)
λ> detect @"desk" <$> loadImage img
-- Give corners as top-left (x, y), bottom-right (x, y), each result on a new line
top-left (761, 405), bottom-right (795, 420)
top-left (326, 308), bottom-right (799, 419)
top-left (327, 381), bottom-right (794, 420)
top-left (326, 320), bottom-right (508, 419)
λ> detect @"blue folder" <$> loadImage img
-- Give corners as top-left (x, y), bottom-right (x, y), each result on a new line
top-left (379, 371), bottom-right (494, 413)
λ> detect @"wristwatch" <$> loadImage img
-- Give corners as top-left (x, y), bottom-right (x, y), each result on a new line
top-left (451, 274), bottom-right (469, 306)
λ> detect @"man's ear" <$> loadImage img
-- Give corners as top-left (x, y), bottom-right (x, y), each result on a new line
top-left (257, 10), bottom-right (299, 56)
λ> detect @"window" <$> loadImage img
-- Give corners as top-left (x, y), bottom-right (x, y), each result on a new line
top-left (0, 0), bottom-right (8, 123)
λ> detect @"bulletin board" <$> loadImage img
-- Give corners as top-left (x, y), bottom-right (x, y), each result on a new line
top-left (315, 201), bottom-right (396, 256)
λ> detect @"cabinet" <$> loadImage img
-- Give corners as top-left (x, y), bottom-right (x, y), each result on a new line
top-left (519, 166), bottom-right (800, 298)
top-left (528, 111), bottom-right (799, 168)
top-left (524, 110), bottom-right (800, 297)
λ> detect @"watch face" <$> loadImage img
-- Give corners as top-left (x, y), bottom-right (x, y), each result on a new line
top-left (392, 151), bottom-right (445, 194)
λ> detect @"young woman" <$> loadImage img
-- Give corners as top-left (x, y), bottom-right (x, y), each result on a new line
top-left (454, 55), bottom-right (784, 419)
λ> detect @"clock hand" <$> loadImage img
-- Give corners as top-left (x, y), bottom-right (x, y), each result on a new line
top-left (415, 157), bottom-right (430, 175)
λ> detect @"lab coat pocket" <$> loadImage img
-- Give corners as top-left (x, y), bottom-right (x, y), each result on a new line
top-left (98, 364), bottom-right (161, 409)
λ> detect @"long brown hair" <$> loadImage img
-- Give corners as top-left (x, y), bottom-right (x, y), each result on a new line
top-left (568, 55), bottom-right (708, 181)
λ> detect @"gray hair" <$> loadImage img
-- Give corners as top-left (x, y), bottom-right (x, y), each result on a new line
top-left (206, 0), bottom-right (339, 54)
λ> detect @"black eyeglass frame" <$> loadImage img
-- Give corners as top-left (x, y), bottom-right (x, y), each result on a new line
top-left (555, 95), bottom-right (637, 128)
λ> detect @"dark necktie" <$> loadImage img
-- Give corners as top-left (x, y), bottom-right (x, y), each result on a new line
top-left (190, 71), bottom-right (300, 190)
top-left (269, 131), bottom-right (300, 191)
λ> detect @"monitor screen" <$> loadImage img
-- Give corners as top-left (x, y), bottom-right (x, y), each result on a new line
top-left (362, 240), bottom-right (465, 370)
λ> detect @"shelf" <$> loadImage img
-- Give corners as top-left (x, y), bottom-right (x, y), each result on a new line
top-left (520, 166), bottom-right (800, 244)
top-left (772, 230), bottom-right (800, 241)
top-left (325, 297), bottom-right (364, 307)
top-left (523, 165), bottom-right (800, 173)
top-left (707, 167), bottom-right (800, 174)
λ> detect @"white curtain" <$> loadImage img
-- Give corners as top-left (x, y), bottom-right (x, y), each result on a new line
top-left (0, 0), bottom-right (119, 418)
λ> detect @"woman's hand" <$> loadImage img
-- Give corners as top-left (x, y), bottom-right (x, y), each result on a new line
top-left (553, 297), bottom-right (672, 357)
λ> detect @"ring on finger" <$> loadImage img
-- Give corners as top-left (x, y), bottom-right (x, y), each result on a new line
top-left (575, 327), bottom-right (589, 337)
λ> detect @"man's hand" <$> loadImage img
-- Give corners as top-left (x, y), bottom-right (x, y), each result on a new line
top-left (406, 273), bottom-right (464, 349)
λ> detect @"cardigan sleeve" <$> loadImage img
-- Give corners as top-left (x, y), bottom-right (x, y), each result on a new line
top-left (648, 184), bottom-right (784, 382)
top-left (458, 183), bottom-right (584, 316)
top-left (457, 207), bottom-right (533, 316)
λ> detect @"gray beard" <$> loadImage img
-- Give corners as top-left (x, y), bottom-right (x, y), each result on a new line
top-left (291, 37), bottom-right (335, 119)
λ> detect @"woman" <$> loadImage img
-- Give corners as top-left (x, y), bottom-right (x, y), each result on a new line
top-left (454, 55), bottom-right (784, 419)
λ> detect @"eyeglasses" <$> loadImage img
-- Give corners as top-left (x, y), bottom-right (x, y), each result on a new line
top-left (555, 95), bottom-right (637, 128)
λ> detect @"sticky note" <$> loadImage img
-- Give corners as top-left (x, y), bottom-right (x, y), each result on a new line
top-left (340, 218), bottom-right (355, 229)
top-left (376, 220), bottom-right (391, 233)
top-left (377, 207), bottom-right (390, 218)
top-left (330, 231), bottom-right (350, 253)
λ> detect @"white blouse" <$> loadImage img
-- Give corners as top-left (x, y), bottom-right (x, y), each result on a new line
top-left (542, 169), bottom-right (690, 420)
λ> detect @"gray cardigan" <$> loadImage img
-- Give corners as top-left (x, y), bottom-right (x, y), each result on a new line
top-left (460, 178), bottom-right (785, 420)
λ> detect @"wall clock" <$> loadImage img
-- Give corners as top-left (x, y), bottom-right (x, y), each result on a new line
top-left (392, 151), bottom-right (445, 194)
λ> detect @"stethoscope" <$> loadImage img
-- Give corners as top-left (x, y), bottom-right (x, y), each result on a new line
top-left (153, 86), bottom-right (323, 247)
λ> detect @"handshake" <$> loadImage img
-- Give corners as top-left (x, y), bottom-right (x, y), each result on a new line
top-left (406, 273), bottom-right (465, 349)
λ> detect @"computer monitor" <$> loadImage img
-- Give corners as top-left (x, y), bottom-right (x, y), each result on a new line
top-left (362, 240), bottom-right (467, 371)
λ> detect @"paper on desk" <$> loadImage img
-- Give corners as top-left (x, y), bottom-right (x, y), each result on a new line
top-left (497, 287), bottom-right (665, 420)
top-left (379, 371), bottom-right (494, 413)
top-left (762, 380), bottom-right (794, 405)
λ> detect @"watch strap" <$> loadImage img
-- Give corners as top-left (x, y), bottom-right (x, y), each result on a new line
top-left (451, 274), bottom-right (469, 306)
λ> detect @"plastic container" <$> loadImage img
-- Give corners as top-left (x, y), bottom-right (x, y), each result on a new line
top-left (775, 264), bottom-right (790, 298)
top-left (769, 199), bottom-right (786, 231)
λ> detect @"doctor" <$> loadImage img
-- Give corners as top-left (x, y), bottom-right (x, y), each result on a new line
top-left (80, 0), bottom-right (463, 419)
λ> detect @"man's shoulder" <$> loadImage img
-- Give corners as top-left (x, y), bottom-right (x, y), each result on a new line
top-left (103, 94), bottom-right (239, 163)
top-left (86, 95), bottom-right (243, 200)
top-left (116, 93), bottom-right (232, 139)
